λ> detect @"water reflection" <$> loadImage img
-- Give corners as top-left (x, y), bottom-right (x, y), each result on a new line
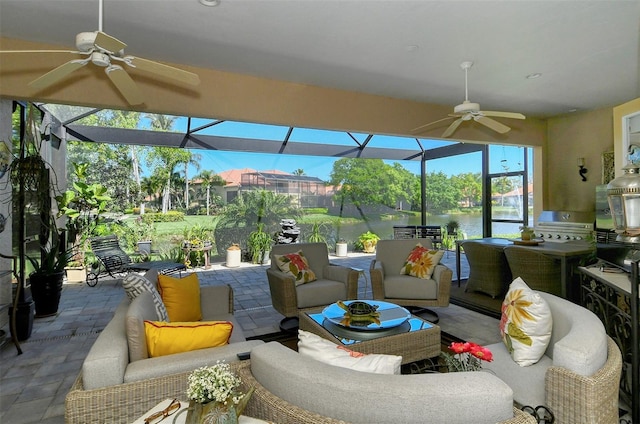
top-left (334, 212), bottom-right (533, 242)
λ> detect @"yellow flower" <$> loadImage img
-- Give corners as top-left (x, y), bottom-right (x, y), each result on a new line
top-left (408, 252), bottom-right (436, 278)
top-left (502, 288), bottom-right (534, 327)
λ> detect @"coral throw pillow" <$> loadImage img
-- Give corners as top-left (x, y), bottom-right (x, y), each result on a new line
top-left (400, 243), bottom-right (444, 279)
top-left (500, 277), bottom-right (553, 366)
top-left (298, 330), bottom-right (401, 374)
top-left (144, 320), bottom-right (233, 357)
top-left (122, 273), bottom-right (169, 322)
top-left (274, 250), bottom-right (317, 286)
top-left (157, 273), bottom-right (202, 322)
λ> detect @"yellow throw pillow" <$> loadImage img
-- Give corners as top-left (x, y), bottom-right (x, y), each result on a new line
top-left (144, 320), bottom-right (233, 357)
top-left (274, 250), bottom-right (317, 286)
top-left (157, 273), bottom-right (202, 322)
top-left (400, 243), bottom-right (444, 279)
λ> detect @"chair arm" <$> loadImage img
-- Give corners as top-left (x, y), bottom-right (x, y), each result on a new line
top-left (545, 337), bottom-right (621, 424)
top-left (369, 260), bottom-right (385, 300)
top-left (266, 268), bottom-right (299, 318)
top-left (200, 284), bottom-right (234, 314)
top-left (432, 264), bottom-right (452, 305)
top-left (323, 265), bottom-right (359, 299)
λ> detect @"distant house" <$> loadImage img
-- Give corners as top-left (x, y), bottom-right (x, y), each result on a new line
top-left (202, 168), bottom-right (330, 207)
top-left (492, 183), bottom-right (534, 207)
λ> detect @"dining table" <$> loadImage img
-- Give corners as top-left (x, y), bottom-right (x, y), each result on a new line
top-left (455, 237), bottom-right (595, 301)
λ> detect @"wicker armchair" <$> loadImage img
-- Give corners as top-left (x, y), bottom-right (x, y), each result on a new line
top-left (369, 239), bottom-right (452, 322)
top-left (266, 243), bottom-right (359, 330)
top-left (462, 240), bottom-right (512, 298)
top-left (504, 245), bottom-right (562, 296)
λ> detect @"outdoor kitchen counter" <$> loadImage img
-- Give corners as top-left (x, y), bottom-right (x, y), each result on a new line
top-left (456, 237), bottom-right (595, 300)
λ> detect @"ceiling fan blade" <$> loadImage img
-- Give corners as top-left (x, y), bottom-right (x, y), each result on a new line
top-left (105, 65), bottom-right (144, 105)
top-left (0, 49), bottom-right (81, 55)
top-left (411, 116), bottom-right (455, 134)
top-left (475, 116), bottom-right (511, 134)
top-left (123, 56), bottom-right (200, 86)
top-left (29, 59), bottom-right (89, 90)
top-left (482, 111), bottom-right (526, 120)
top-left (442, 118), bottom-right (464, 138)
top-left (94, 31), bottom-right (127, 53)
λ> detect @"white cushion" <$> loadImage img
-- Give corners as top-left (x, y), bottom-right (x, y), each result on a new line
top-left (297, 329), bottom-right (401, 374)
top-left (500, 277), bottom-right (552, 366)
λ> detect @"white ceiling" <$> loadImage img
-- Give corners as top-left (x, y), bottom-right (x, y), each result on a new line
top-left (1, 0), bottom-right (639, 119)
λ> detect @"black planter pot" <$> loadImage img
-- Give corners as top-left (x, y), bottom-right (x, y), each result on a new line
top-left (8, 301), bottom-right (34, 341)
top-left (29, 271), bottom-right (64, 317)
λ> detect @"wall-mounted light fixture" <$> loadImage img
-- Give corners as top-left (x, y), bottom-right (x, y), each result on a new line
top-left (578, 158), bottom-right (588, 181)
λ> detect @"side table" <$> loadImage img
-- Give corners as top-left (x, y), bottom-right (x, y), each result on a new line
top-left (579, 261), bottom-right (639, 423)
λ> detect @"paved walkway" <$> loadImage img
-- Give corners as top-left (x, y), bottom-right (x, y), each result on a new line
top-left (0, 250), bottom-right (489, 424)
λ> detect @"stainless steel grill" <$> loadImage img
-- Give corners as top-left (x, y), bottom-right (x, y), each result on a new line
top-left (535, 210), bottom-right (595, 242)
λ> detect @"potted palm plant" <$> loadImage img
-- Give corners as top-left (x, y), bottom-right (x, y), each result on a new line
top-left (248, 223), bottom-right (273, 264)
top-left (27, 229), bottom-right (71, 317)
top-left (446, 220), bottom-right (460, 236)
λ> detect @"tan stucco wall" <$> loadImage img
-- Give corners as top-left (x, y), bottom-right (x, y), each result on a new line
top-left (0, 37), bottom-right (545, 147)
top-left (545, 108), bottom-right (614, 212)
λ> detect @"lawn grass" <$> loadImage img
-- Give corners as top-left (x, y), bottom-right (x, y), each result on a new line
top-left (122, 215), bottom-right (217, 236)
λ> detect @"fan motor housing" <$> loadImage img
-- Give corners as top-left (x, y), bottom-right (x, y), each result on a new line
top-left (76, 32), bottom-right (97, 52)
top-left (454, 102), bottom-right (480, 114)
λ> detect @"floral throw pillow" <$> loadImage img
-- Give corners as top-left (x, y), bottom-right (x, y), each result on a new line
top-left (399, 243), bottom-right (444, 279)
top-left (274, 250), bottom-right (317, 286)
top-left (500, 277), bottom-right (553, 366)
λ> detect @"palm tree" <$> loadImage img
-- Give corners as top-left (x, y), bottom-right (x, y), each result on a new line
top-left (146, 147), bottom-right (193, 213)
top-left (293, 168), bottom-right (305, 175)
top-left (196, 170), bottom-right (226, 215)
top-left (184, 152), bottom-right (202, 211)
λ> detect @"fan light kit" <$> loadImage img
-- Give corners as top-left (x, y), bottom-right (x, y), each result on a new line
top-left (412, 61), bottom-right (525, 138)
top-left (0, 0), bottom-right (200, 105)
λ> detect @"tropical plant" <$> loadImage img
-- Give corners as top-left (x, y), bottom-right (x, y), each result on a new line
top-left (26, 234), bottom-right (72, 276)
top-left (247, 223), bottom-right (273, 264)
top-left (217, 190), bottom-right (301, 247)
top-left (306, 222), bottom-right (328, 244)
top-left (445, 220), bottom-right (460, 235)
top-left (196, 169), bottom-right (226, 215)
top-left (56, 162), bottom-right (111, 266)
top-left (356, 231), bottom-right (380, 252)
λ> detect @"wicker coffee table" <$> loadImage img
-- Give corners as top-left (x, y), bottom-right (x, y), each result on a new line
top-left (299, 300), bottom-right (440, 364)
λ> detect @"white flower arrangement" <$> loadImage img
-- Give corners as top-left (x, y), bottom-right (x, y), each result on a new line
top-left (186, 362), bottom-right (243, 405)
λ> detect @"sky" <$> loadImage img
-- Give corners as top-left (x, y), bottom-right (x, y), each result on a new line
top-left (153, 117), bottom-right (531, 181)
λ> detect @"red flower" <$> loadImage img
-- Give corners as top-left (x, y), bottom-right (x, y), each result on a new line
top-left (407, 246), bottom-right (428, 262)
top-left (284, 253), bottom-right (307, 270)
top-left (469, 344), bottom-right (493, 362)
top-left (449, 342), bottom-right (467, 354)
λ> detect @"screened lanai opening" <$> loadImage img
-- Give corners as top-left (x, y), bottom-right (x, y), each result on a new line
top-left (20, 102), bottom-right (533, 258)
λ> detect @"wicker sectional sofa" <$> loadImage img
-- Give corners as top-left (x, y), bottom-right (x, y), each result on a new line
top-left (483, 291), bottom-right (622, 424)
top-left (65, 283), bottom-right (264, 424)
top-left (236, 342), bottom-right (536, 424)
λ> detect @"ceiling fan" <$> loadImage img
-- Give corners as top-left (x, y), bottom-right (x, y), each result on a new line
top-left (412, 61), bottom-right (525, 138)
top-left (0, 0), bottom-right (200, 105)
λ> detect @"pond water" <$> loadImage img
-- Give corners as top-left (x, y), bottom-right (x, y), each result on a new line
top-left (334, 212), bottom-right (533, 243)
